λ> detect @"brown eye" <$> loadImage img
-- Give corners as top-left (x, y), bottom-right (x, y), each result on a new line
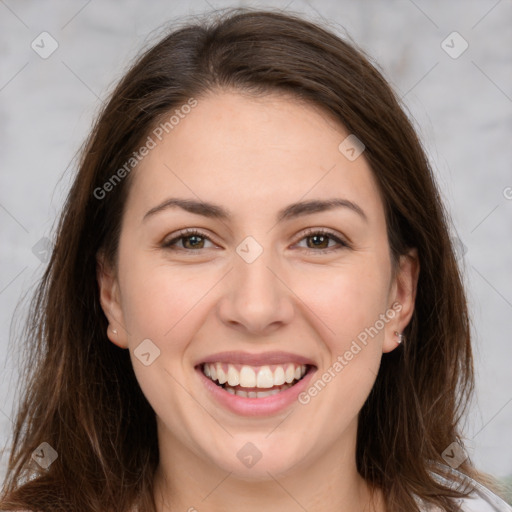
top-left (181, 234), bottom-right (206, 249)
top-left (295, 229), bottom-right (349, 253)
top-left (162, 230), bottom-right (215, 250)
top-left (306, 234), bottom-right (331, 249)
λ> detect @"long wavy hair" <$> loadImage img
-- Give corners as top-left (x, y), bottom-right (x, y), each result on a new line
top-left (0, 7), bottom-right (500, 512)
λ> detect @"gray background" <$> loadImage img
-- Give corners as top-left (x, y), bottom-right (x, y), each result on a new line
top-left (1, 0), bottom-right (511, 488)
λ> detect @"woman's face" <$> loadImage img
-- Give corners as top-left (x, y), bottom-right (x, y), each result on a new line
top-left (97, 90), bottom-right (418, 480)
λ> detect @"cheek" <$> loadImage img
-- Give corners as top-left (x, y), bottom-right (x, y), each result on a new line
top-left (118, 259), bottom-right (208, 421)
top-left (296, 260), bottom-right (390, 349)
top-left (298, 268), bottom-right (389, 416)
top-left (120, 256), bottom-right (214, 343)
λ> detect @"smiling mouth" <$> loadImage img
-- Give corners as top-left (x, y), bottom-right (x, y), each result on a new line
top-left (200, 362), bottom-right (312, 398)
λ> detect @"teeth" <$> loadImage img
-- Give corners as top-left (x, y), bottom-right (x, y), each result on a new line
top-left (223, 383), bottom-right (292, 398)
top-left (256, 366), bottom-right (274, 388)
top-left (227, 364), bottom-right (239, 386)
top-left (202, 362), bottom-right (308, 389)
top-left (260, 388), bottom-right (281, 397)
top-left (285, 364), bottom-right (295, 383)
top-left (216, 364), bottom-right (227, 385)
top-left (274, 366), bottom-right (285, 385)
top-left (239, 366), bottom-right (256, 387)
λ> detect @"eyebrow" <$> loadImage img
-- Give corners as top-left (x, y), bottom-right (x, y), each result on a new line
top-left (142, 197), bottom-right (368, 224)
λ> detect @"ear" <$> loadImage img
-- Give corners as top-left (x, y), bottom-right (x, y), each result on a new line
top-left (382, 248), bottom-right (420, 353)
top-left (96, 250), bottom-right (129, 349)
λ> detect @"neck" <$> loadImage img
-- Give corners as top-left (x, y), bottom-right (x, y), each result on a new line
top-left (152, 418), bottom-right (385, 512)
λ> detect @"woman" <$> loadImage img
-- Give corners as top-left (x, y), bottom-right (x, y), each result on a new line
top-left (1, 8), bottom-right (510, 512)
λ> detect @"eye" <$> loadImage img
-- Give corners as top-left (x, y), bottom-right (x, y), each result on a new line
top-left (294, 228), bottom-right (350, 254)
top-left (161, 228), bottom-right (350, 254)
top-left (161, 229), bottom-right (216, 251)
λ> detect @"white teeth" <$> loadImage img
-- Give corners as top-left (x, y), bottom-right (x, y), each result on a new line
top-left (202, 362), bottom-right (308, 389)
top-left (223, 383), bottom-right (293, 398)
top-left (273, 366), bottom-right (285, 385)
top-left (256, 388), bottom-right (280, 398)
top-left (285, 364), bottom-right (295, 383)
top-left (256, 366), bottom-right (274, 388)
top-left (239, 366), bottom-right (256, 387)
top-left (227, 364), bottom-right (239, 386)
top-left (216, 364), bottom-right (227, 385)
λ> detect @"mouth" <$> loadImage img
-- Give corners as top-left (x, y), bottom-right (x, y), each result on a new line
top-left (199, 362), bottom-right (314, 398)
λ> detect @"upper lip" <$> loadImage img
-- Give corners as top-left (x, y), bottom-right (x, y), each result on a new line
top-left (196, 351), bottom-right (317, 367)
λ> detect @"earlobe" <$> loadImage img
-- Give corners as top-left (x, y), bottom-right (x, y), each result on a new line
top-left (96, 251), bottom-right (129, 349)
top-left (382, 248), bottom-right (420, 354)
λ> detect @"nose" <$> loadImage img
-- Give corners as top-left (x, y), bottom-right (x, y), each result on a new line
top-left (217, 244), bottom-right (295, 336)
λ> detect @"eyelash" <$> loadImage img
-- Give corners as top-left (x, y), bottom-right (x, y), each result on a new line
top-left (161, 227), bottom-right (350, 254)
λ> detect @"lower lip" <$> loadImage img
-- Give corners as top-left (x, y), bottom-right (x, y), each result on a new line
top-left (196, 365), bottom-right (317, 416)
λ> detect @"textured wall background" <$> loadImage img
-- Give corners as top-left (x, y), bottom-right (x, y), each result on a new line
top-left (1, 0), bottom-right (511, 490)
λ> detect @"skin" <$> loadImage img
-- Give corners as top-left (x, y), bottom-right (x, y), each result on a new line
top-left (97, 90), bottom-right (419, 512)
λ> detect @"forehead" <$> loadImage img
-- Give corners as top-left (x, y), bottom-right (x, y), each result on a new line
top-left (124, 90), bottom-right (385, 224)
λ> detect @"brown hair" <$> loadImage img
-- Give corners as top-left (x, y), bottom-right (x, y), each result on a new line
top-left (0, 7), bottom-right (499, 512)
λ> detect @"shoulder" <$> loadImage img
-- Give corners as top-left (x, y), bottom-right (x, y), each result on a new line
top-left (418, 492), bottom-right (512, 511)
top-left (453, 493), bottom-right (512, 511)
top-left (454, 486), bottom-right (512, 512)
top-left (419, 463), bottom-right (512, 512)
